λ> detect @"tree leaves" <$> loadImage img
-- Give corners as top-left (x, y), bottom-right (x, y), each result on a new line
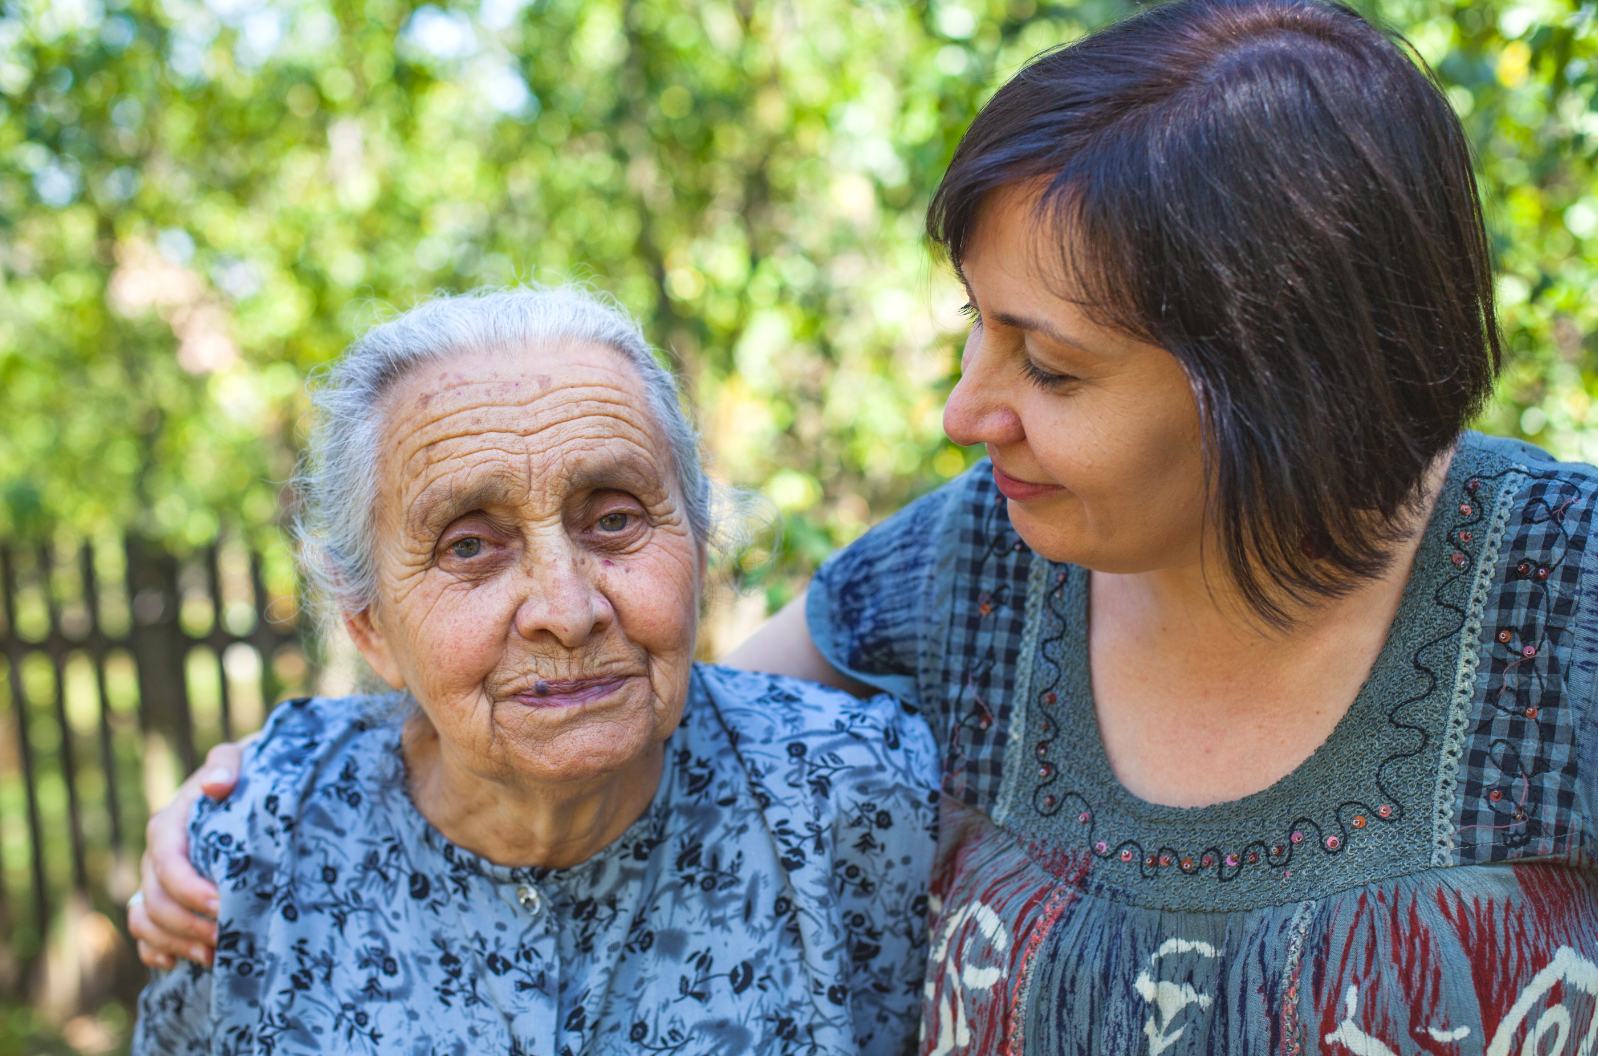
top-left (2, 0), bottom-right (1591, 610)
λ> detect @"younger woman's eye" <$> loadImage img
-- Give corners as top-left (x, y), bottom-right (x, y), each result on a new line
top-left (958, 301), bottom-right (980, 320)
top-left (1022, 359), bottom-right (1076, 389)
top-left (449, 537), bottom-right (482, 559)
top-left (597, 512), bottom-right (630, 532)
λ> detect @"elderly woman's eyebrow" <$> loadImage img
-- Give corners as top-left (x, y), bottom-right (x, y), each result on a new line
top-left (564, 452), bottom-right (667, 497)
top-left (406, 476), bottom-right (525, 534)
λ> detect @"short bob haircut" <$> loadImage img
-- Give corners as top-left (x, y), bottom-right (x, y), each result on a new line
top-left (929, 0), bottom-right (1500, 622)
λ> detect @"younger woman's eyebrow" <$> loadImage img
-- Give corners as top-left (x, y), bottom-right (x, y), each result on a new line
top-left (989, 310), bottom-right (1093, 353)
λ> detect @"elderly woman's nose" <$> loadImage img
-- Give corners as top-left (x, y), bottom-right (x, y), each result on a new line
top-left (511, 556), bottom-right (615, 647)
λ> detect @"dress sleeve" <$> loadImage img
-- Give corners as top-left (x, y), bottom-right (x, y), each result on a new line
top-left (830, 693), bottom-right (939, 1056)
top-left (132, 694), bottom-right (399, 1055)
top-left (697, 666), bottom-right (939, 1055)
top-left (806, 476), bottom-right (967, 709)
top-left (132, 805), bottom-right (223, 1056)
top-left (132, 962), bottom-right (214, 1055)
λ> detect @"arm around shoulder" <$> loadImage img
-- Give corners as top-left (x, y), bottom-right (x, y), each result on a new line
top-left (722, 590), bottom-right (874, 695)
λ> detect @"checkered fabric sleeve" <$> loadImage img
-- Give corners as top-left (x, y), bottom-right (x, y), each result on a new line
top-left (1455, 438), bottom-right (1598, 865)
top-left (806, 477), bottom-right (959, 712)
top-left (809, 464), bottom-right (1038, 811)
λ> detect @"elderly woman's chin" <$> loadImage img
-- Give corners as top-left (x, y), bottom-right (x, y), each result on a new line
top-left (410, 671), bottom-right (688, 792)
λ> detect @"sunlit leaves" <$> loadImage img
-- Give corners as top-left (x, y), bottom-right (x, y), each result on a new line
top-left (1, 0), bottom-right (1594, 606)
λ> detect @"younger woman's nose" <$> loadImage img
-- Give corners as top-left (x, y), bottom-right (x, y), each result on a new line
top-left (943, 334), bottom-right (1026, 449)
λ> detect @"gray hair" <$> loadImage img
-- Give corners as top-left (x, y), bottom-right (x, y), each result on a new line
top-left (294, 285), bottom-right (713, 618)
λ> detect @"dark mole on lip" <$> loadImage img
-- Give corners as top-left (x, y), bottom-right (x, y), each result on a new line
top-left (533, 681), bottom-right (553, 696)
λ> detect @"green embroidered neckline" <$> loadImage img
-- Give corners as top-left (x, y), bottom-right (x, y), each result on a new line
top-left (992, 436), bottom-right (1516, 912)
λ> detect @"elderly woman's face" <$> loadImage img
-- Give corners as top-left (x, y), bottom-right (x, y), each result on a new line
top-left (350, 342), bottom-right (701, 789)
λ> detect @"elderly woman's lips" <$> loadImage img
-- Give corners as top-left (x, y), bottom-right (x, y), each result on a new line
top-left (511, 677), bottom-right (630, 708)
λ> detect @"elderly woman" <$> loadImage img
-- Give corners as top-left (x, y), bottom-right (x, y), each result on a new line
top-left (138, 0), bottom-right (1598, 1051)
top-left (131, 287), bottom-right (937, 1055)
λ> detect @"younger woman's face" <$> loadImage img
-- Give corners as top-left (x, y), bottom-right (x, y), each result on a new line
top-left (943, 186), bottom-right (1210, 575)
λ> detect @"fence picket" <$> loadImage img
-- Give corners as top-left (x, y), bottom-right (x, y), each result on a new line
top-left (0, 546), bottom-right (50, 939)
top-left (82, 544), bottom-right (125, 860)
top-left (39, 546), bottom-right (89, 896)
top-left (0, 533), bottom-right (309, 987)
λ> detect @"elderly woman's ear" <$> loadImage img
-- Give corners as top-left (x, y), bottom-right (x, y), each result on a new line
top-left (344, 608), bottom-right (406, 690)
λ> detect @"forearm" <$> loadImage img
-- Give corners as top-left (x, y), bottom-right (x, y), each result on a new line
top-left (720, 590), bottom-right (872, 695)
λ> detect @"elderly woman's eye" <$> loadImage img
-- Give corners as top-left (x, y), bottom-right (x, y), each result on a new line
top-left (449, 537), bottom-right (482, 559)
top-left (597, 512), bottom-right (630, 532)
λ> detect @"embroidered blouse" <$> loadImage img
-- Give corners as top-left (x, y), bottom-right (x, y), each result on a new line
top-left (808, 431), bottom-right (1598, 1056)
top-left (133, 664), bottom-right (939, 1056)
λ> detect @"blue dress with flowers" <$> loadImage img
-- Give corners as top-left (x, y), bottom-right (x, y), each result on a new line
top-left (133, 664), bottom-right (939, 1056)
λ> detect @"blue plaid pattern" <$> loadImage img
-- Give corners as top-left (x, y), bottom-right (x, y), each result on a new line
top-left (934, 469), bottom-right (1033, 809)
top-left (1456, 465), bottom-right (1598, 863)
top-left (810, 462), bottom-right (1030, 812)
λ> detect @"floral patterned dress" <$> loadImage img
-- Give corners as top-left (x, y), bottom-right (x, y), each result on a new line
top-left (807, 431), bottom-right (1598, 1056)
top-left (133, 665), bottom-right (939, 1056)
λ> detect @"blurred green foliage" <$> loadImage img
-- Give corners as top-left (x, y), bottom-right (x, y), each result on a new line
top-left (0, 998), bottom-right (128, 1055)
top-left (1, 0), bottom-right (1595, 613)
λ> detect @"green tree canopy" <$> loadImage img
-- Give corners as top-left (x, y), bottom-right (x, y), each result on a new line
top-left (1, 0), bottom-right (1594, 605)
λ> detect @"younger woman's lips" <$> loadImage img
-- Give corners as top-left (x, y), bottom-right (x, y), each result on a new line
top-left (991, 464), bottom-right (1066, 502)
top-left (511, 677), bottom-right (629, 709)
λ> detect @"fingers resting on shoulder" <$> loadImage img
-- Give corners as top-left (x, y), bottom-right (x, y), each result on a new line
top-left (127, 740), bottom-right (244, 969)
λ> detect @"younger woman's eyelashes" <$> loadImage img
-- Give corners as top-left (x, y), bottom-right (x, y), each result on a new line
top-left (1021, 358), bottom-right (1078, 390)
top-left (960, 299), bottom-right (1078, 390)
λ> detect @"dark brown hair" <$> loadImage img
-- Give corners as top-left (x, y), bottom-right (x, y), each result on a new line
top-left (929, 0), bottom-right (1500, 623)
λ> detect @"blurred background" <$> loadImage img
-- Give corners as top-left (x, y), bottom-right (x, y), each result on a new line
top-left (0, 0), bottom-right (1594, 1049)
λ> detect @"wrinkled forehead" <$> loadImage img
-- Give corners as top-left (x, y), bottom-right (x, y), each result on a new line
top-left (372, 341), bottom-right (675, 521)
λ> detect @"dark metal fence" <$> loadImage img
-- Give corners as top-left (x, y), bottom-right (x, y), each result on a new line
top-left (0, 532), bottom-right (312, 997)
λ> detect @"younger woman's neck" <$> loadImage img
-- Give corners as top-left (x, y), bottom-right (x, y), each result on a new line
top-left (1086, 447), bottom-right (1455, 808)
top-left (1128, 448), bottom-right (1455, 643)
